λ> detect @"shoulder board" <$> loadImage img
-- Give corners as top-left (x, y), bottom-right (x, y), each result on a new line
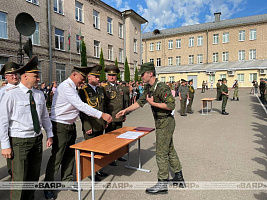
top-left (82, 85), bottom-right (88, 89)
top-left (6, 85), bottom-right (18, 91)
top-left (102, 83), bottom-right (108, 87)
top-left (68, 83), bottom-right (72, 87)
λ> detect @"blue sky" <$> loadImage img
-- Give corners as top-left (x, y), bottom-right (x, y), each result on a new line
top-left (102, 0), bottom-right (267, 32)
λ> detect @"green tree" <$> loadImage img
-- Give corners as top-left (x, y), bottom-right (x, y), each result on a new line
top-left (124, 57), bottom-right (130, 82)
top-left (115, 58), bottom-right (121, 81)
top-left (81, 39), bottom-right (87, 66)
top-left (134, 67), bottom-right (139, 81)
top-left (99, 49), bottom-right (106, 82)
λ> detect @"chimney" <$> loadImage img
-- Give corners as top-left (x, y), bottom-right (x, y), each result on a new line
top-left (214, 12), bottom-right (221, 22)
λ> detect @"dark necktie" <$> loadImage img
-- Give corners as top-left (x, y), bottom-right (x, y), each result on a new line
top-left (27, 90), bottom-right (41, 134)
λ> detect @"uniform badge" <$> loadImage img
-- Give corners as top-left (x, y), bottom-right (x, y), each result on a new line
top-left (164, 93), bottom-right (168, 98)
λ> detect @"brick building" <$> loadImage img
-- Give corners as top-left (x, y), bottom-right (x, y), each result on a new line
top-left (0, 0), bottom-right (147, 84)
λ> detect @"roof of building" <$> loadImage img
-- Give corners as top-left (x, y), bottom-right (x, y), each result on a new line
top-left (143, 14), bottom-right (267, 40)
top-left (122, 9), bottom-right (148, 24)
top-left (155, 60), bottom-right (267, 74)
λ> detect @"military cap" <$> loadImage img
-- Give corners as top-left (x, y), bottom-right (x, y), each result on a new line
top-left (138, 62), bottom-right (155, 75)
top-left (0, 62), bottom-right (20, 75)
top-left (105, 65), bottom-right (120, 75)
top-left (222, 78), bottom-right (227, 81)
top-left (13, 56), bottom-right (40, 75)
top-left (181, 79), bottom-right (186, 83)
top-left (73, 65), bottom-right (93, 77)
top-left (89, 64), bottom-right (102, 76)
top-left (218, 79), bottom-right (222, 81)
top-left (188, 79), bottom-right (193, 83)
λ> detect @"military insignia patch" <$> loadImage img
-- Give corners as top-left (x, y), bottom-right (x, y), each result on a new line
top-left (164, 93), bottom-right (168, 98)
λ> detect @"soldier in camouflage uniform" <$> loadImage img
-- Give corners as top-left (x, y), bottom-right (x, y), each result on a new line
top-left (187, 79), bottom-right (195, 114)
top-left (216, 79), bottom-right (222, 101)
top-left (116, 62), bottom-right (185, 194)
top-left (178, 79), bottom-right (189, 116)
top-left (232, 79), bottom-right (239, 101)
top-left (221, 78), bottom-right (230, 115)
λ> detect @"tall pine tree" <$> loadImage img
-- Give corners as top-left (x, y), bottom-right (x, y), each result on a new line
top-left (134, 67), bottom-right (139, 82)
top-left (115, 58), bottom-right (121, 81)
top-left (81, 39), bottom-right (87, 66)
top-left (124, 57), bottom-right (130, 82)
top-left (99, 49), bottom-right (106, 82)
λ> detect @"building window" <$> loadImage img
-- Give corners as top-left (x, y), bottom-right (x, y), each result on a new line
top-left (160, 77), bottom-right (166, 82)
top-left (249, 73), bottom-right (257, 82)
top-left (197, 36), bottom-right (203, 46)
top-left (93, 10), bottom-right (100, 29)
top-left (75, 1), bottom-right (83, 22)
top-left (223, 32), bottom-right (229, 43)
top-left (213, 53), bottom-right (218, 63)
top-left (26, 0), bottom-right (38, 5)
top-left (54, 0), bottom-right (63, 14)
top-left (220, 74), bottom-right (226, 79)
top-left (119, 48), bottom-right (123, 62)
top-left (250, 29), bottom-right (256, 40)
top-left (238, 50), bottom-right (245, 61)
top-left (55, 28), bottom-right (64, 50)
top-left (94, 40), bottom-right (100, 58)
top-left (239, 30), bottom-right (245, 41)
top-left (156, 58), bottom-right (161, 67)
top-left (30, 22), bottom-right (40, 45)
top-left (108, 45), bottom-right (113, 61)
top-left (134, 39), bottom-right (137, 53)
top-left (141, 44), bottom-right (143, 53)
top-left (189, 37), bottom-right (194, 47)
top-left (37, 61), bottom-right (42, 83)
top-left (0, 12), bottom-right (7, 39)
top-left (209, 74), bottom-right (215, 82)
top-left (237, 74), bottom-right (244, 82)
top-left (176, 56), bottom-right (181, 65)
top-left (118, 23), bottom-right (123, 38)
top-left (149, 59), bottom-right (154, 63)
top-left (134, 61), bottom-right (137, 72)
top-left (189, 55), bottom-right (194, 64)
top-left (168, 40), bottom-right (173, 49)
top-left (168, 57), bottom-right (173, 66)
top-left (213, 34), bottom-right (219, 44)
top-left (169, 76), bottom-right (175, 82)
top-left (249, 49), bottom-right (256, 60)
top-left (141, 59), bottom-right (143, 64)
top-left (76, 35), bottom-right (84, 53)
top-left (222, 52), bottom-right (229, 62)
top-left (156, 42), bottom-right (161, 51)
top-left (197, 54), bottom-right (203, 64)
top-left (56, 64), bottom-right (65, 83)
top-left (0, 57), bottom-right (8, 80)
top-left (107, 17), bottom-right (113, 34)
top-left (176, 39), bottom-right (181, 48)
top-left (149, 43), bottom-right (154, 51)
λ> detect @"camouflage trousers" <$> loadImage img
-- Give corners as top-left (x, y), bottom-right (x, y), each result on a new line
top-left (222, 95), bottom-right (228, 111)
top-left (187, 97), bottom-right (194, 112)
top-left (180, 97), bottom-right (187, 115)
top-left (155, 116), bottom-right (182, 180)
top-left (233, 89), bottom-right (239, 98)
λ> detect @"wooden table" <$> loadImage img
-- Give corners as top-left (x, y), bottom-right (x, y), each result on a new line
top-left (70, 126), bottom-right (155, 200)
top-left (200, 98), bottom-right (216, 115)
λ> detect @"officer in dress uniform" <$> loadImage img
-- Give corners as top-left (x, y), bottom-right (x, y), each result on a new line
top-left (178, 79), bottom-right (189, 116)
top-left (78, 64), bottom-right (108, 181)
top-left (0, 62), bottom-right (20, 177)
top-left (103, 65), bottom-right (126, 165)
top-left (232, 79), bottom-right (239, 101)
top-left (0, 56), bottom-right (54, 200)
top-left (44, 65), bottom-right (112, 200)
top-left (221, 78), bottom-right (230, 115)
top-left (187, 79), bottom-right (195, 114)
top-left (116, 62), bottom-right (185, 195)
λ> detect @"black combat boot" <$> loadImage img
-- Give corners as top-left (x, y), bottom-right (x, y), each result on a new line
top-left (237, 97), bottom-right (239, 101)
top-left (170, 171), bottom-right (186, 188)
top-left (146, 179), bottom-right (168, 194)
top-left (232, 97), bottom-right (235, 101)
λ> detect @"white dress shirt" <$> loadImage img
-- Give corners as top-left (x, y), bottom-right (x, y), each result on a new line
top-left (0, 83), bottom-right (53, 150)
top-left (0, 83), bottom-right (15, 102)
top-left (50, 78), bottom-right (102, 124)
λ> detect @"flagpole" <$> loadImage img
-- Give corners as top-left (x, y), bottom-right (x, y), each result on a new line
top-left (79, 27), bottom-right (81, 66)
top-left (69, 25), bottom-right (71, 65)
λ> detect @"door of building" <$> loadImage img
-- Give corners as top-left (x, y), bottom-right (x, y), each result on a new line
top-left (187, 75), bottom-right (198, 89)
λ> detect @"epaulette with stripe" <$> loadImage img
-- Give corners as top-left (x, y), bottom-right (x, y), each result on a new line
top-left (102, 83), bottom-right (108, 88)
top-left (6, 85), bottom-right (18, 91)
top-left (81, 85), bottom-right (88, 89)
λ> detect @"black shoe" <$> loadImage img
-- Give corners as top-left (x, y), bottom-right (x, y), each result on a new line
top-left (180, 114), bottom-right (187, 116)
top-left (237, 98), bottom-right (239, 101)
top-left (109, 161), bottom-right (117, 166)
top-left (169, 171), bottom-right (186, 188)
top-left (118, 157), bottom-right (127, 162)
top-left (96, 171), bottom-right (108, 177)
top-left (146, 179), bottom-right (168, 194)
top-left (44, 191), bottom-right (55, 200)
top-left (232, 98), bottom-right (235, 101)
top-left (221, 111), bottom-right (229, 115)
top-left (188, 111), bottom-right (193, 114)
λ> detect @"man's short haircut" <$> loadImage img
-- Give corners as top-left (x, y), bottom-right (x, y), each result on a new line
top-left (146, 70), bottom-right (156, 76)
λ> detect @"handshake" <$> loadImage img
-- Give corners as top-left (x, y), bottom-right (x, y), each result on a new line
top-left (101, 110), bottom-right (126, 124)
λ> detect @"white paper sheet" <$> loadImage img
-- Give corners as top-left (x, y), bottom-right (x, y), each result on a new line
top-left (116, 131), bottom-right (145, 140)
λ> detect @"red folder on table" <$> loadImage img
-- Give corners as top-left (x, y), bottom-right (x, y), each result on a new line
top-left (133, 127), bottom-right (155, 132)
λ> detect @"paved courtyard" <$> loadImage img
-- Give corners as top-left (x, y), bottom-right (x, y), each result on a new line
top-left (0, 88), bottom-right (266, 200)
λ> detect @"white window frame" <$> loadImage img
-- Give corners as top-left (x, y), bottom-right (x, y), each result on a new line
top-left (222, 52), bottom-right (229, 62)
top-left (160, 77), bottom-right (166, 82)
top-left (237, 74), bottom-right (244, 82)
top-left (189, 37), bottom-right (194, 47)
top-left (149, 59), bottom-right (154, 63)
top-left (209, 74), bottom-right (215, 82)
top-left (0, 12), bottom-right (8, 39)
top-left (75, 1), bottom-right (83, 22)
top-left (108, 45), bottom-right (113, 61)
top-left (156, 42), bottom-right (161, 51)
top-left (189, 55), bottom-right (194, 65)
top-left (197, 54), bottom-right (203, 64)
top-left (176, 39), bottom-right (181, 48)
top-left (213, 34), bottom-right (219, 44)
top-left (26, 0), bottom-right (38, 5)
top-left (168, 40), bottom-right (173, 49)
top-left (156, 58), bottom-right (161, 67)
top-left (249, 29), bottom-right (256, 40)
top-left (238, 50), bottom-right (245, 61)
top-left (197, 36), bottom-right (203, 46)
top-left (0, 57), bottom-right (9, 80)
top-left (118, 23), bottom-right (123, 38)
top-left (134, 39), bottom-right (137, 53)
top-left (93, 10), bottom-right (100, 29)
top-left (76, 34), bottom-right (83, 53)
top-left (176, 56), bottom-right (181, 65)
top-left (169, 76), bottom-right (175, 82)
top-left (220, 74), bottom-right (226, 79)
top-left (213, 53), bottom-right (218, 63)
top-left (30, 22), bottom-right (40, 45)
top-left (55, 28), bottom-right (64, 50)
top-left (168, 57), bottom-right (173, 66)
top-left (54, 0), bottom-right (63, 14)
top-left (56, 63), bottom-right (65, 83)
top-left (107, 17), bottom-right (113, 34)
top-left (94, 40), bottom-right (100, 58)
top-left (249, 73), bottom-right (257, 82)
top-left (239, 30), bottom-right (245, 41)
top-left (249, 49), bottom-right (256, 60)
top-left (141, 44), bottom-right (143, 53)
top-left (149, 43), bottom-right (154, 51)
top-left (119, 48), bottom-right (123, 62)
top-left (223, 32), bottom-right (229, 43)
